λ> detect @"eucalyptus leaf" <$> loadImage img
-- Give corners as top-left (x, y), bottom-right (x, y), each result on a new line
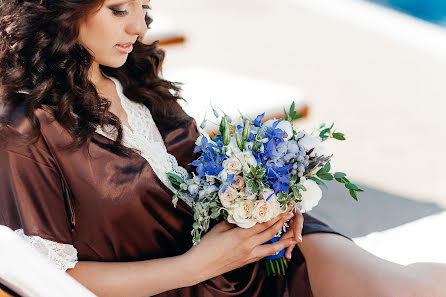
top-left (334, 172), bottom-right (346, 179)
top-left (345, 183), bottom-right (359, 190)
top-left (308, 176), bottom-right (328, 189)
top-left (333, 132), bottom-right (346, 140)
top-left (349, 189), bottom-right (358, 201)
top-left (318, 173), bottom-right (334, 181)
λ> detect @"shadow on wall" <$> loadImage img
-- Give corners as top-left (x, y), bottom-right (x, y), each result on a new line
top-left (308, 181), bottom-right (445, 238)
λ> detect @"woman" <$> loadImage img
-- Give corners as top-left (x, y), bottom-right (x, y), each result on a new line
top-left (0, 1), bottom-right (444, 296)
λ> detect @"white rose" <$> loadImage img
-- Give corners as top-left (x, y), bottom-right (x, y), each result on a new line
top-left (297, 177), bottom-right (322, 213)
top-left (264, 119), bottom-right (294, 141)
top-left (252, 189), bottom-right (282, 222)
top-left (298, 133), bottom-right (327, 157)
top-left (218, 186), bottom-right (238, 208)
top-left (227, 201), bottom-right (256, 228)
top-left (222, 157), bottom-right (243, 174)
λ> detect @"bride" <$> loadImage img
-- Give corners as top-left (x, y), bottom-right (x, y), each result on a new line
top-left (0, 1), bottom-right (444, 296)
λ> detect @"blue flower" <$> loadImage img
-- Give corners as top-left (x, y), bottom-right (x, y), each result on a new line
top-left (221, 173), bottom-right (236, 193)
top-left (253, 113), bottom-right (265, 127)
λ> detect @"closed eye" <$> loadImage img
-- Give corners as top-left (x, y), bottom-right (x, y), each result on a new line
top-left (111, 4), bottom-right (151, 16)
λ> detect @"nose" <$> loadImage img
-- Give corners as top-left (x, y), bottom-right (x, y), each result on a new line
top-left (126, 11), bottom-right (148, 38)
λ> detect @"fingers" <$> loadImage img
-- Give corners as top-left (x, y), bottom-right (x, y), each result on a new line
top-left (285, 243), bottom-right (295, 259)
top-left (252, 237), bottom-right (297, 260)
top-left (256, 211), bottom-right (294, 243)
top-left (247, 212), bottom-right (289, 235)
top-left (293, 208), bottom-right (304, 243)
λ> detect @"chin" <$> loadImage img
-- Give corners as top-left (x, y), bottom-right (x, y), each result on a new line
top-left (101, 58), bottom-right (128, 68)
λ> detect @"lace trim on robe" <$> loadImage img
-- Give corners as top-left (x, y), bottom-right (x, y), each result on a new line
top-left (95, 74), bottom-right (194, 207)
top-left (13, 229), bottom-right (78, 271)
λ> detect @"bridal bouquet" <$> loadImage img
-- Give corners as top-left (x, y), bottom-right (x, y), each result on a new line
top-left (167, 102), bottom-right (362, 275)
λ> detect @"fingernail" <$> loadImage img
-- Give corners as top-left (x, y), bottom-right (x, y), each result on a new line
top-left (286, 212), bottom-right (294, 220)
top-left (286, 254), bottom-right (292, 260)
top-left (298, 234), bottom-right (303, 242)
top-left (290, 240), bottom-right (297, 245)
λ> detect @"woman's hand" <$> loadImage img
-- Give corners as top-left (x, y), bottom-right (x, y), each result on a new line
top-left (184, 211), bottom-right (297, 284)
top-left (280, 207), bottom-right (304, 259)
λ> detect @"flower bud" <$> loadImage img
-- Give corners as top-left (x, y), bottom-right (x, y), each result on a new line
top-left (236, 132), bottom-right (244, 151)
top-left (219, 116), bottom-right (227, 135)
top-left (223, 127), bottom-right (230, 146)
top-left (200, 119), bottom-right (206, 130)
top-left (242, 119), bottom-right (250, 141)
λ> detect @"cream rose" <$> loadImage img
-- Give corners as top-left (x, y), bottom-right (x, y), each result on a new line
top-left (227, 201), bottom-right (256, 228)
top-left (218, 186), bottom-right (238, 208)
top-left (222, 157), bottom-right (243, 174)
top-left (297, 177), bottom-right (322, 213)
top-left (225, 138), bottom-right (257, 173)
top-left (230, 175), bottom-right (245, 191)
top-left (252, 189), bottom-right (282, 223)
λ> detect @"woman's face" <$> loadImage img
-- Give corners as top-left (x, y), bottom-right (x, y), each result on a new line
top-left (78, 0), bottom-right (149, 68)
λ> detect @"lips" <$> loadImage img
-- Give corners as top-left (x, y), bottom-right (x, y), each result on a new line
top-left (115, 42), bottom-right (134, 54)
top-left (117, 42), bottom-right (132, 47)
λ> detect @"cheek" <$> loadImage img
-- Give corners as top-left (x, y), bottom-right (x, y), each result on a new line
top-left (80, 12), bottom-right (117, 53)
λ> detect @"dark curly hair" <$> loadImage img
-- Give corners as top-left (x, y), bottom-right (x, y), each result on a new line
top-left (0, 0), bottom-right (187, 155)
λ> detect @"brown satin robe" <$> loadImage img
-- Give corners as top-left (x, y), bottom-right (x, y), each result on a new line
top-left (0, 103), bottom-right (348, 297)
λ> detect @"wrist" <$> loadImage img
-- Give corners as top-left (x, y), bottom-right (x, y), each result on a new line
top-left (179, 247), bottom-right (208, 286)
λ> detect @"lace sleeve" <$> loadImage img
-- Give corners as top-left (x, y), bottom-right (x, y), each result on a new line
top-left (14, 229), bottom-right (78, 271)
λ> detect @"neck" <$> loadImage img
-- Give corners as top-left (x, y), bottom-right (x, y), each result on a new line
top-left (88, 62), bottom-right (109, 88)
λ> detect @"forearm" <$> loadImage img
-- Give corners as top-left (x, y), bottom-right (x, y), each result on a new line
top-left (66, 253), bottom-right (202, 297)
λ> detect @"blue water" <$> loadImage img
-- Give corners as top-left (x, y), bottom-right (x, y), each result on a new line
top-left (366, 0), bottom-right (446, 26)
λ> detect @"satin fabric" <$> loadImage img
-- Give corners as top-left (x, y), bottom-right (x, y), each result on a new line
top-left (0, 103), bottom-right (348, 296)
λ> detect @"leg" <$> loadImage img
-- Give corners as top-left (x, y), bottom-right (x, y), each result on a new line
top-left (297, 232), bottom-right (446, 297)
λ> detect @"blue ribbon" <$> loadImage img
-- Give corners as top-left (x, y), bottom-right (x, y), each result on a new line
top-left (264, 236), bottom-right (285, 260)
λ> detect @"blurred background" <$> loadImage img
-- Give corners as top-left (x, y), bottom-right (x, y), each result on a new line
top-left (147, 0), bottom-right (446, 264)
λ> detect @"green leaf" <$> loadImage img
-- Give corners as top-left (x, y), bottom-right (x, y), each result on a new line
top-left (319, 128), bottom-right (331, 138)
top-left (349, 189), bottom-right (358, 201)
top-left (289, 101), bottom-right (296, 117)
top-left (334, 172), bottom-right (346, 179)
top-left (251, 182), bottom-right (259, 194)
top-left (323, 162), bottom-right (331, 173)
top-left (292, 114), bottom-right (304, 120)
top-left (318, 173), bottom-right (334, 181)
top-left (335, 177), bottom-right (344, 183)
top-left (166, 172), bottom-right (185, 184)
top-left (333, 132), bottom-right (346, 140)
top-left (210, 210), bottom-right (221, 219)
top-left (316, 167), bottom-right (325, 175)
top-left (345, 183), bottom-right (359, 191)
top-left (308, 176), bottom-right (328, 189)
